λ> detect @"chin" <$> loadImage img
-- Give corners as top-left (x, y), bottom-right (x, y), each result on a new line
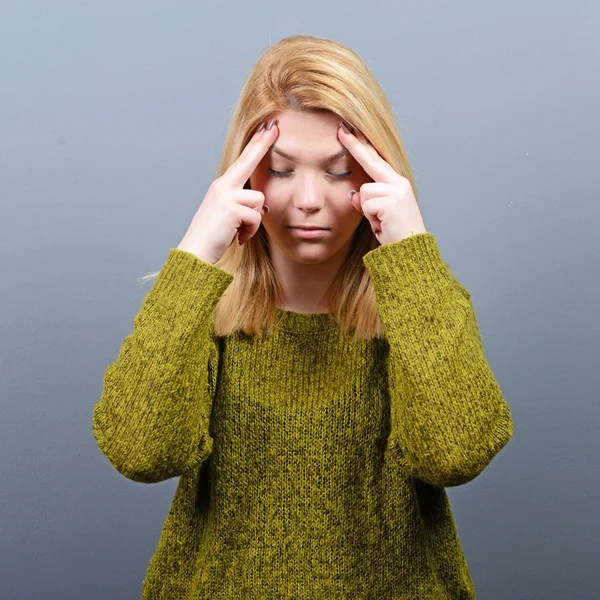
top-left (290, 238), bottom-right (354, 264)
top-left (285, 244), bottom-right (328, 259)
top-left (291, 254), bottom-right (332, 265)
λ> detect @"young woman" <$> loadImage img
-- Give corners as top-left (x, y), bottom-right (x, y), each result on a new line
top-left (92, 34), bottom-right (513, 599)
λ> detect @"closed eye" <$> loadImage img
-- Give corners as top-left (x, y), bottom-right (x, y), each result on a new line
top-left (268, 168), bottom-right (352, 180)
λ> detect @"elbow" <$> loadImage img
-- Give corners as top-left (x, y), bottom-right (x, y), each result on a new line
top-left (92, 416), bottom-right (214, 484)
top-left (92, 420), bottom-right (164, 483)
top-left (101, 449), bottom-right (183, 484)
top-left (446, 406), bottom-right (514, 487)
top-left (413, 407), bottom-right (514, 488)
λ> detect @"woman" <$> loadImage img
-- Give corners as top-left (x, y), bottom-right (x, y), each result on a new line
top-left (92, 34), bottom-right (513, 599)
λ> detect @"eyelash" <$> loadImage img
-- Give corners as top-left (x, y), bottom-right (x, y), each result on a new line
top-left (268, 168), bottom-right (352, 180)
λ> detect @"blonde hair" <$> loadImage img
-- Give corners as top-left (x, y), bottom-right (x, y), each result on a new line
top-left (139, 34), bottom-right (452, 341)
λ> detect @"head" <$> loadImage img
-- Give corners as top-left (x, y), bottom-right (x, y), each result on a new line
top-left (141, 35), bottom-right (425, 340)
top-left (249, 109), bottom-right (371, 268)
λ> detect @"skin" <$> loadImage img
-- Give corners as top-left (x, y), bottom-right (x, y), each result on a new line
top-left (249, 110), bottom-right (372, 313)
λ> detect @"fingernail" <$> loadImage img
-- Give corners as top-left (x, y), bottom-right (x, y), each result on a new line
top-left (267, 118), bottom-right (277, 130)
top-left (348, 189), bottom-right (356, 200)
top-left (340, 121), bottom-right (351, 134)
top-left (256, 121), bottom-right (266, 133)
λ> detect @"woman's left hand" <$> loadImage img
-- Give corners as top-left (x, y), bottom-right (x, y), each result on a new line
top-left (338, 121), bottom-right (428, 245)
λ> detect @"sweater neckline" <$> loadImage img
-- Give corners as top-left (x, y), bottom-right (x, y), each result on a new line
top-left (274, 308), bottom-right (338, 334)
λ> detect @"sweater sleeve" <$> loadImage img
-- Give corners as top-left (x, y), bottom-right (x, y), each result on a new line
top-left (362, 232), bottom-right (513, 488)
top-left (92, 248), bottom-right (234, 484)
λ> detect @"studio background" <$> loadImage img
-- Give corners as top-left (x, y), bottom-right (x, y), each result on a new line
top-left (1, 2), bottom-right (598, 598)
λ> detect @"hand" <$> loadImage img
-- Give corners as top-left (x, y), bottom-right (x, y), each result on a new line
top-left (338, 122), bottom-right (428, 245)
top-left (177, 119), bottom-right (279, 264)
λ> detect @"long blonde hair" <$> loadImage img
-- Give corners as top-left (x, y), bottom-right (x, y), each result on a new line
top-left (139, 35), bottom-right (451, 341)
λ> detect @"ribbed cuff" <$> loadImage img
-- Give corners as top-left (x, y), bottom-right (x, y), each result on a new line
top-left (362, 233), bottom-right (454, 297)
top-left (150, 248), bottom-right (235, 310)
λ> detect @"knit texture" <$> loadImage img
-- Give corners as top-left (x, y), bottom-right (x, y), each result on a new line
top-left (92, 232), bottom-right (513, 599)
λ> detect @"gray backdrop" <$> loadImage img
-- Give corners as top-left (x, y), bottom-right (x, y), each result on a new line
top-left (2, 1), bottom-right (598, 598)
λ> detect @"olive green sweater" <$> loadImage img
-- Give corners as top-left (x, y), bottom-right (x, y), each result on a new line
top-left (92, 232), bottom-right (513, 599)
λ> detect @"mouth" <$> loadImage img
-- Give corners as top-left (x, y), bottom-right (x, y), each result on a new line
top-left (288, 227), bottom-right (330, 239)
top-left (287, 226), bottom-right (330, 231)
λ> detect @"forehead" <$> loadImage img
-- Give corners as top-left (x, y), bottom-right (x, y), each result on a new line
top-left (266, 109), bottom-right (349, 164)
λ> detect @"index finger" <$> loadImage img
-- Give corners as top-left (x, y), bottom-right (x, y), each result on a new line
top-left (224, 121), bottom-right (279, 187)
top-left (337, 126), bottom-right (398, 184)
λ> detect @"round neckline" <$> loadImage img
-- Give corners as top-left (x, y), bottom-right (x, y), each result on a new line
top-left (274, 307), bottom-right (338, 334)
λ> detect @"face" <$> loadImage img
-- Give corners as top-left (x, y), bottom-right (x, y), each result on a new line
top-left (249, 109), bottom-right (372, 265)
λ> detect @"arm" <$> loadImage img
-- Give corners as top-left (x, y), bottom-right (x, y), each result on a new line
top-left (363, 233), bottom-right (513, 488)
top-left (92, 248), bottom-right (234, 483)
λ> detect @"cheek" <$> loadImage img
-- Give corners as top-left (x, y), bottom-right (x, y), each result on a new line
top-left (333, 201), bottom-right (364, 229)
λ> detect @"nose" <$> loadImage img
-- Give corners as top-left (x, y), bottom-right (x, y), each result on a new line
top-left (292, 175), bottom-right (324, 212)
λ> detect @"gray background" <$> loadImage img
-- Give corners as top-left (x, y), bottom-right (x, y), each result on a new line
top-left (2, 1), bottom-right (598, 598)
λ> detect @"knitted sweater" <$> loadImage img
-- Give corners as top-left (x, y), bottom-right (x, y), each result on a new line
top-left (92, 232), bottom-right (513, 599)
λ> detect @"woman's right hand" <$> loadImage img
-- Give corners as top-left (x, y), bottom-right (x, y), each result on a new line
top-left (177, 119), bottom-right (279, 265)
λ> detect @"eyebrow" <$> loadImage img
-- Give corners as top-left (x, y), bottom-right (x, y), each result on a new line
top-left (270, 145), bottom-right (349, 165)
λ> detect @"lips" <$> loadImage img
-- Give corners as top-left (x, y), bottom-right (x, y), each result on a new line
top-left (288, 227), bottom-right (329, 239)
top-left (288, 226), bottom-right (329, 230)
